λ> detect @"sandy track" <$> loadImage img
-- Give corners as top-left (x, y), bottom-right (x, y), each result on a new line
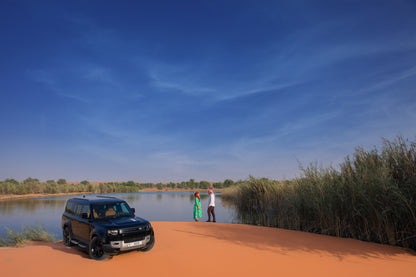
top-left (1, 222), bottom-right (415, 277)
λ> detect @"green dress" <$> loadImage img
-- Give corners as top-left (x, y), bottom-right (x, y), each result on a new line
top-left (193, 197), bottom-right (202, 219)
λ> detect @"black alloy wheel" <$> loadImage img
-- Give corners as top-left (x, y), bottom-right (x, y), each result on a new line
top-left (89, 236), bottom-right (109, 260)
top-left (63, 227), bottom-right (73, 246)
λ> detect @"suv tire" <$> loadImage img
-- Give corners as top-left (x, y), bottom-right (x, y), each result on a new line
top-left (63, 226), bottom-right (74, 247)
top-left (89, 236), bottom-right (109, 260)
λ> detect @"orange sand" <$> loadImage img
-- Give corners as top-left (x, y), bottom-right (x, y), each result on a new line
top-left (1, 222), bottom-right (415, 277)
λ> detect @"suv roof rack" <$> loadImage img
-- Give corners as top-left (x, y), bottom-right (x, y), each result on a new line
top-left (96, 195), bottom-right (117, 199)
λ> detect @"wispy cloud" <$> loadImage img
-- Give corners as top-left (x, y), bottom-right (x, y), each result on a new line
top-left (29, 69), bottom-right (90, 103)
top-left (357, 66), bottom-right (416, 95)
top-left (55, 90), bottom-right (89, 103)
top-left (146, 58), bottom-right (300, 102)
top-left (29, 61), bottom-right (135, 104)
top-left (145, 17), bottom-right (416, 104)
top-left (149, 66), bottom-right (217, 96)
top-left (82, 65), bottom-right (121, 88)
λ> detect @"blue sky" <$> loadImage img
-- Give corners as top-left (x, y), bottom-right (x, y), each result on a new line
top-left (1, 0), bottom-right (415, 182)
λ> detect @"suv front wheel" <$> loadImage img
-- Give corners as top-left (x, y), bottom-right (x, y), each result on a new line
top-left (89, 236), bottom-right (109, 260)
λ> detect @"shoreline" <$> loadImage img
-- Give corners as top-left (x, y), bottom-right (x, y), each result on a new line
top-left (1, 222), bottom-right (415, 277)
top-left (0, 192), bottom-right (94, 201)
top-left (0, 188), bottom-right (220, 201)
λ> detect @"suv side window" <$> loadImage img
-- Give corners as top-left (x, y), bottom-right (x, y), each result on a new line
top-left (74, 203), bottom-right (82, 217)
top-left (80, 203), bottom-right (90, 218)
top-left (66, 201), bottom-right (76, 214)
top-left (74, 203), bottom-right (90, 217)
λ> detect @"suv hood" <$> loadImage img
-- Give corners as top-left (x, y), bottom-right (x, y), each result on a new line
top-left (97, 216), bottom-right (149, 229)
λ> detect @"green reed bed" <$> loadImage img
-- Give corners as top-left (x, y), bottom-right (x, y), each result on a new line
top-left (0, 225), bottom-right (57, 247)
top-left (222, 136), bottom-right (416, 250)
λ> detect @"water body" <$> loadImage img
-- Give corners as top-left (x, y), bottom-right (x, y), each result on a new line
top-left (0, 191), bottom-right (239, 239)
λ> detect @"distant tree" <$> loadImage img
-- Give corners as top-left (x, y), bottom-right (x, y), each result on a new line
top-left (126, 181), bottom-right (136, 186)
top-left (156, 183), bottom-right (164, 190)
top-left (23, 177), bottom-right (40, 184)
top-left (87, 183), bottom-right (94, 192)
top-left (4, 179), bottom-right (19, 185)
top-left (213, 182), bottom-right (224, 189)
top-left (80, 180), bottom-right (90, 186)
top-left (187, 179), bottom-right (196, 189)
top-left (167, 182), bottom-right (176, 189)
top-left (142, 183), bottom-right (154, 188)
top-left (224, 179), bottom-right (235, 187)
top-left (23, 177), bottom-right (41, 193)
top-left (177, 182), bottom-right (186, 189)
top-left (99, 183), bottom-right (106, 193)
top-left (57, 179), bottom-right (67, 185)
top-left (199, 181), bottom-right (210, 189)
top-left (0, 180), bottom-right (18, 194)
top-left (45, 180), bottom-right (58, 193)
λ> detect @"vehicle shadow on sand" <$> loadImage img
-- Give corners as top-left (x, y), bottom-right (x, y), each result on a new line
top-left (47, 241), bottom-right (142, 260)
top-left (47, 241), bottom-right (91, 259)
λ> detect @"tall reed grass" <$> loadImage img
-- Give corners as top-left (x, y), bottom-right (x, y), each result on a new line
top-left (222, 136), bottom-right (416, 249)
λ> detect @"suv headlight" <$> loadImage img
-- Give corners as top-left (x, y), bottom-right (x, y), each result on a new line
top-left (107, 229), bottom-right (119, 236)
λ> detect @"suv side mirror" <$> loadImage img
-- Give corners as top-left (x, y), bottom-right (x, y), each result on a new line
top-left (131, 208), bottom-right (136, 214)
top-left (81, 213), bottom-right (89, 219)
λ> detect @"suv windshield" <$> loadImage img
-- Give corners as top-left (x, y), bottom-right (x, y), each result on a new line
top-left (92, 202), bottom-right (133, 219)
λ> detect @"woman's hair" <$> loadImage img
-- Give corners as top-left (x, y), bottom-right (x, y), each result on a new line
top-left (194, 191), bottom-right (200, 202)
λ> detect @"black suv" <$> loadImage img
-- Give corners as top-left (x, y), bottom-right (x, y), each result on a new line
top-left (62, 196), bottom-right (155, 260)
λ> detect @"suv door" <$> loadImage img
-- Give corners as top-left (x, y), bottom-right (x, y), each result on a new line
top-left (71, 202), bottom-right (92, 244)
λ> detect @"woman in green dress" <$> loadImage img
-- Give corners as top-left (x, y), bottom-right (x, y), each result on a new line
top-left (194, 192), bottom-right (202, 221)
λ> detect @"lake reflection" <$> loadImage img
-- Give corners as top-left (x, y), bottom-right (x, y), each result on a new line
top-left (0, 191), bottom-right (238, 238)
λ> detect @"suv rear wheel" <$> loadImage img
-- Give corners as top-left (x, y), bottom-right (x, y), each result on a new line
top-left (89, 236), bottom-right (109, 260)
top-left (63, 226), bottom-right (74, 246)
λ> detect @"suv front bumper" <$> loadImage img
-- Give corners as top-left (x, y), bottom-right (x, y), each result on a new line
top-left (104, 235), bottom-right (151, 252)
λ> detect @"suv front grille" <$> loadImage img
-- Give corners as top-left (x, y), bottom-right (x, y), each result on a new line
top-left (108, 225), bottom-right (151, 243)
top-left (123, 236), bottom-right (146, 243)
top-left (120, 226), bottom-right (147, 234)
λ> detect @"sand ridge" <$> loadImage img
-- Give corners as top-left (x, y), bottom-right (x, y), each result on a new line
top-left (1, 222), bottom-right (415, 277)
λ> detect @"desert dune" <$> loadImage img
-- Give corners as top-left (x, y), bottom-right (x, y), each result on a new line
top-left (1, 222), bottom-right (415, 277)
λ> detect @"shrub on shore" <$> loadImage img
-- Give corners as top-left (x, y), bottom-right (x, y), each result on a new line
top-left (0, 179), bottom-right (145, 195)
top-left (222, 136), bottom-right (416, 250)
top-left (0, 225), bottom-right (56, 247)
top-left (0, 179), bottom-right (232, 196)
